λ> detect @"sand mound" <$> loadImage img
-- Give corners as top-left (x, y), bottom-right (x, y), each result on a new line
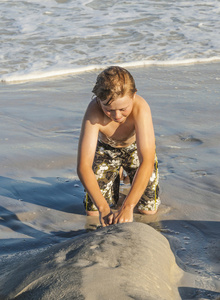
top-left (1, 223), bottom-right (182, 300)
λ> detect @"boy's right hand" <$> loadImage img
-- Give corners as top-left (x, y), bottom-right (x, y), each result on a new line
top-left (99, 206), bottom-right (114, 227)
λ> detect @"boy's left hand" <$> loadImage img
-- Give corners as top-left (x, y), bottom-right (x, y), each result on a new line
top-left (113, 206), bottom-right (133, 224)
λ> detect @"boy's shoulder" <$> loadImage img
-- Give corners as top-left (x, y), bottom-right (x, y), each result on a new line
top-left (85, 98), bottom-right (104, 122)
top-left (134, 94), bottom-right (149, 105)
top-left (133, 94), bottom-right (151, 115)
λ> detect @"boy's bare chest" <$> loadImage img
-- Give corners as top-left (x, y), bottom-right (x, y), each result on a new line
top-left (99, 119), bottom-right (136, 144)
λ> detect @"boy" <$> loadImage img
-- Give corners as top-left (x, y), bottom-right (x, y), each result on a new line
top-left (77, 66), bottom-right (160, 227)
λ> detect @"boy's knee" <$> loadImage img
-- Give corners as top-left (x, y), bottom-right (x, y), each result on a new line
top-left (86, 210), bottom-right (99, 216)
top-left (138, 209), bottom-right (157, 215)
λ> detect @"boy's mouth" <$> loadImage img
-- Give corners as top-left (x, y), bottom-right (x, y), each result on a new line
top-left (113, 117), bottom-right (125, 123)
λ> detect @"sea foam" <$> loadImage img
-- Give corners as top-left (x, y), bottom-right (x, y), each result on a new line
top-left (1, 0), bottom-right (220, 83)
top-left (2, 57), bottom-right (220, 83)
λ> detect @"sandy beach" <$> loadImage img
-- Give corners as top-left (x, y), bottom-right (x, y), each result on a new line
top-left (0, 63), bottom-right (220, 299)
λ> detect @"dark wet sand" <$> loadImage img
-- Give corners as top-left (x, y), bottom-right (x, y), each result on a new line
top-left (0, 63), bottom-right (220, 299)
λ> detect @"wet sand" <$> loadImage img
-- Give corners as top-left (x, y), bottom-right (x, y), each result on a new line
top-left (0, 63), bottom-right (220, 299)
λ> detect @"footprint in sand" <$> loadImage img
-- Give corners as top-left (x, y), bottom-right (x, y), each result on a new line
top-left (178, 134), bottom-right (203, 146)
top-left (190, 170), bottom-right (208, 178)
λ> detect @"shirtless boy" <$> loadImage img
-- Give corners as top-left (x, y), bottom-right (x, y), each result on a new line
top-left (77, 66), bottom-right (160, 227)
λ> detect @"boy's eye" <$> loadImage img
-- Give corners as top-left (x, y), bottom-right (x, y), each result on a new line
top-left (120, 107), bottom-right (128, 111)
top-left (105, 107), bottom-right (127, 112)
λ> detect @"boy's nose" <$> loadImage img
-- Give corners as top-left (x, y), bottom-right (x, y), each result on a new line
top-left (113, 110), bottom-right (122, 119)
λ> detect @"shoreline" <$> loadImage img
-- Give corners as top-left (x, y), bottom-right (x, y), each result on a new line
top-left (1, 59), bottom-right (220, 84)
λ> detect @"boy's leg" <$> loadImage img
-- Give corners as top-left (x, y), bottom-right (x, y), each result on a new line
top-left (83, 141), bottom-right (121, 214)
top-left (122, 143), bottom-right (160, 214)
top-left (137, 154), bottom-right (160, 214)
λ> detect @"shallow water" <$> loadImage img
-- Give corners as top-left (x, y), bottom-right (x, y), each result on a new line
top-left (1, 0), bottom-right (220, 82)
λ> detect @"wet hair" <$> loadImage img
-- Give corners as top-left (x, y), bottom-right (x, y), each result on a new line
top-left (92, 66), bottom-right (137, 104)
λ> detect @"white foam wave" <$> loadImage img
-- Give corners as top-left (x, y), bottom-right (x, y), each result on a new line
top-left (2, 56), bottom-right (220, 83)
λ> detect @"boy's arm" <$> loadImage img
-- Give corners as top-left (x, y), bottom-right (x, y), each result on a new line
top-left (77, 101), bottom-right (113, 226)
top-left (114, 98), bottom-right (156, 223)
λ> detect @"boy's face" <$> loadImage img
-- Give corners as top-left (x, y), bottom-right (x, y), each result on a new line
top-left (100, 94), bottom-right (134, 123)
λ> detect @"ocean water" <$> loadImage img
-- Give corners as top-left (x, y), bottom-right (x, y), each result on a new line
top-left (1, 0), bottom-right (220, 82)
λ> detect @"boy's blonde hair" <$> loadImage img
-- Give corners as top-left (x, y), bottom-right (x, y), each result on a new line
top-left (92, 66), bottom-right (137, 104)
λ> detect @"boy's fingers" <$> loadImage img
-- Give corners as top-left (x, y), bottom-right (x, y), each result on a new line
top-left (113, 216), bottom-right (118, 224)
top-left (99, 216), bottom-right (106, 227)
top-left (108, 214), bottom-right (113, 225)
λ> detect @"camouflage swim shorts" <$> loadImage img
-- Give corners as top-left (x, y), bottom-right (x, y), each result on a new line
top-left (84, 140), bottom-right (160, 212)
